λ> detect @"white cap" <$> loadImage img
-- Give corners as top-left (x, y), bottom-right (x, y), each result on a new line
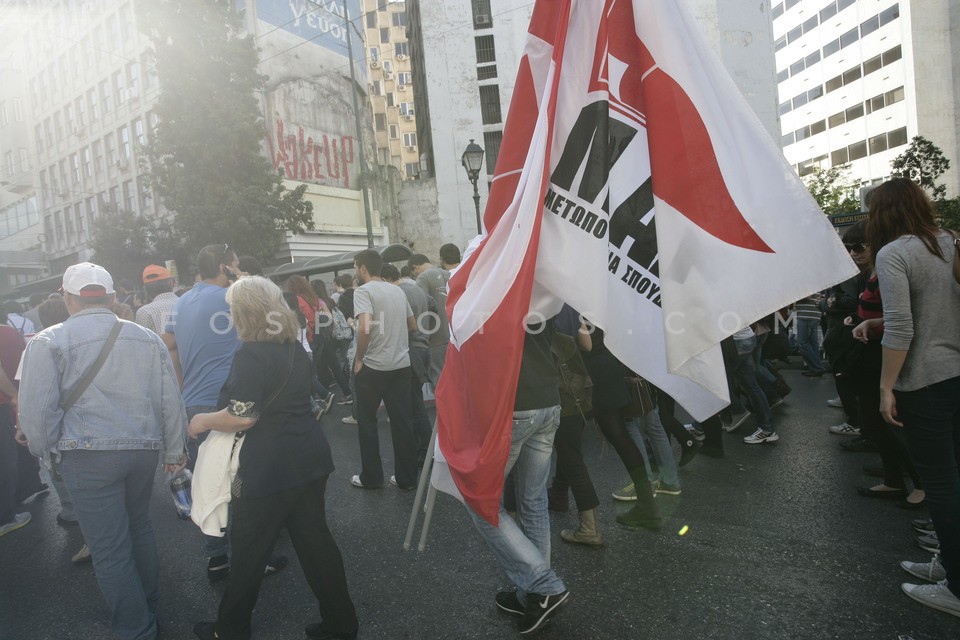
top-left (61, 262), bottom-right (115, 297)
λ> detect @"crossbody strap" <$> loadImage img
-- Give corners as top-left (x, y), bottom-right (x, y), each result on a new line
top-left (61, 320), bottom-right (124, 414)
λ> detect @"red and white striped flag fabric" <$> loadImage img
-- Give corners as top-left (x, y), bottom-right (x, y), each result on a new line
top-left (433, 0), bottom-right (857, 526)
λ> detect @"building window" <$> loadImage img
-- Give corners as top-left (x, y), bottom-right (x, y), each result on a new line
top-left (71, 154), bottom-right (81, 183)
top-left (105, 133), bottom-right (117, 165)
top-left (405, 162), bottom-right (419, 178)
top-left (372, 80), bottom-right (383, 96)
top-left (477, 65), bottom-right (498, 81)
top-left (138, 177), bottom-right (152, 212)
top-left (383, 60), bottom-right (392, 73)
top-left (483, 130), bottom-right (503, 176)
top-left (391, 11), bottom-right (406, 27)
top-left (369, 47), bottom-right (379, 62)
top-left (366, 12), bottom-right (376, 28)
top-left (375, 113), bottom-right (386, 131)
top-left (124, 180), bottom-right (136, 212)
top-left (88, 88), bottom-right (100, 120)
top-left (402, 132), bottom-right (417, 147)
top-left (100, 80), bottom-right (113, 113)
top-left (479, 85), bottom-right (501, 125)
top-left (380, 28), bottom-right (389, 43)
top-left (475, 35), bottom-right (496, 64)
top-left (119, 126), bottom-right (131, 159)
top-left (92, 141), bottom-right (103, 174)
top-left (887, 126), bottom-right (908, 148)
top-left (82, 147), bottom-right (92, 177)
top-left (389, 124), bottom-right (398, 139)
top-left (395, 42), bottom-right (409, 57)
top-left (397, 72), bottom-right (411, 85)
top-left (114, 71), bottom-right (127, 105)
top-left (399, 102), bottom-right (414, 116)
top-left (4, 152), bottom-right (14, 178)
top-left (472, 0), bottom-right (492, 28)
top-left (386, 93), bottom-right (395, 107)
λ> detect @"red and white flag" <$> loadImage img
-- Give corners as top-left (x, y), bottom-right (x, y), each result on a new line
top-left (433, 0), bottom-right (857, 525)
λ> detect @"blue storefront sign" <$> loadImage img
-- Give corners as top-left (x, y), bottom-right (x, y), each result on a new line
top-left (257, 0), bottom-right (365, 71)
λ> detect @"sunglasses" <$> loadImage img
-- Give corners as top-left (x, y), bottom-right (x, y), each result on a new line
top-left (844, 243), bottom-right (868, 253)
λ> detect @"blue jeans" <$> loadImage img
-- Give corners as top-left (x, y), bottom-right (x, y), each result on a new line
top-left (59, 449), bottom-right (160, 640)
top-left (796, 318), bottom-right (824, 373)
top-left (626, 412), bottom-right (679, 487)
top-left (187, 406), bottom-right (230, 560)
top-left (466, 405), bottom-right (565, 603)
top-left (898, 375), bottom-right (960, 596)
top-left (732, 337), bottom-right (774, 432)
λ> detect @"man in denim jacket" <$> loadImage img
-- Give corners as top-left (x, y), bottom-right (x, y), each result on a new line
top-left (19, 262), bottom-right (187, 640)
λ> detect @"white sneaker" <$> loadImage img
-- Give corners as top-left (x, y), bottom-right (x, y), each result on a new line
top-left (0, 512), bottom-right (31, 537)
top-left (342, 416), bottom-right (358, 425)
top-left (901, 556), bottom-right (947, 583)
top-left (901, 580), bottom-right (960, 618)
top-left (828, 422), bottom-right (860, 435)
top-left (723, 410), bottom-right (750, 432)
top-left (826, 397), bottom-right (843, 408)
top-left (743, 429), bottom-right (779, 445)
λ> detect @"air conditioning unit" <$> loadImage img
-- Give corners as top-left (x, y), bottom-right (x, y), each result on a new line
top-left (116, 159), bottom-right (129, 171)
top-left (371, 60), bottom-right (380, 68)
top-left (406, 146), bottom-right (416, 151)
top-left (398, 84), bottom-right (406, 91)
top-left (403, 114), bottom-right (414, 121)
top-left (397, 54), bottom-right (406, 60)
top-left (475, 14), bottom-right (491, 26)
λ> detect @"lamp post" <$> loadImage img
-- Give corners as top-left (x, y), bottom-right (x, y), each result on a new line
top-left (461, 139), bottom-right (485, 234)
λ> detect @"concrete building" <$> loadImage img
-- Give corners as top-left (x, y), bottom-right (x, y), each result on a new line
top-left (362, 0), bottom-right (421, 181)
top-left (0, 0), bottom-right (389, 296)
top-left (0, 2), bottom-right (44, 296)
top-left (774, 0), bottom-right (960, 196)
top-left (405, 0), bottom-right (781, 253)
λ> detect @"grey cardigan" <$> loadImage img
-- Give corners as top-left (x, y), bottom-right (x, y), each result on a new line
top-left (876, 232), bottom-right (960, 391)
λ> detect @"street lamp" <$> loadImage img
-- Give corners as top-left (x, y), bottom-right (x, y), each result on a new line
top-left (461, 139), bottom-right (485, 233)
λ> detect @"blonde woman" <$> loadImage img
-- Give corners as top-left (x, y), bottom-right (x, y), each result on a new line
top-left (188, 277), bottom-right (357, 640)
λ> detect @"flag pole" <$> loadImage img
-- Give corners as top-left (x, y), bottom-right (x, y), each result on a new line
top-left (403, 418), bottom-right (439, 550)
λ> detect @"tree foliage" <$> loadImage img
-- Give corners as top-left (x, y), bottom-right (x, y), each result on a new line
top-left (135, 0), bottom-right (313, 263)
top-left (89, 207), bottom-right (180, 284)
top-left (891, 135), bottom-right (951, 200)
top-left (803, 165), bottom-right (861, 215)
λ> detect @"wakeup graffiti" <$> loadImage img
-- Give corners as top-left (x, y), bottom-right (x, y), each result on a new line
top-left (267, 119), bottom-right (355, 189)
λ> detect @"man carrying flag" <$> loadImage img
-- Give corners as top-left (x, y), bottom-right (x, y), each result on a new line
top-left (432, 0), bottom-right (857, 633)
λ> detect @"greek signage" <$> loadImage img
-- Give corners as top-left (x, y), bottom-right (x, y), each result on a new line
top-left (257, 0), bottom-right (364, 67)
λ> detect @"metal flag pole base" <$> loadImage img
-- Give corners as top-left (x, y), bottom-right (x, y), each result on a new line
top-left (403, 418), bottom-right (439, 551)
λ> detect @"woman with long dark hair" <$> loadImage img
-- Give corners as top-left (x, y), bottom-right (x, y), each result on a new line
top-left (311, 279), bottom-right (353, 400)
top-left (861, 177), bottom-right (960, 617)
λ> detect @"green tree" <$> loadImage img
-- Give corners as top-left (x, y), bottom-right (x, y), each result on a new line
top-left (89, 207), bottom-right (175, 284)
top-left (890, 135), bottom-right (951, 200)
top-left (803, 164), bottom-right (861, 215)
top-left (136, 0), bottom-right (313, 263)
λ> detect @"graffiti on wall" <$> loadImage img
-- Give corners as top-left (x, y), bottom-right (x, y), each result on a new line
top-left (267, 118), bottom-right (356, 189)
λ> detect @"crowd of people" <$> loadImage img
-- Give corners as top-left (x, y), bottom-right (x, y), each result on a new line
top-left (1, 177), bottom-right (958, 638)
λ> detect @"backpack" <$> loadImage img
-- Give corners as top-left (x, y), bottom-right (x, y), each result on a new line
top-left (331, 307), bottom-right (353, 341)
top-left (551, 332), bottom-right (593, 419)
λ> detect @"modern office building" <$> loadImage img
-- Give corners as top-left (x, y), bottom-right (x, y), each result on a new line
top-left (362, 0), bottom-right (421, 180)
top-left (0, 0), bottom-right (388, 295)
top-left (774, 0), bottom-right (960, 195)
top-left (407, 0), bottom-right (781, 250)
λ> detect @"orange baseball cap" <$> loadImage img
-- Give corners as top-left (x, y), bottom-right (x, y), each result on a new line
top-left (142, 264), bottom-right (173, 283)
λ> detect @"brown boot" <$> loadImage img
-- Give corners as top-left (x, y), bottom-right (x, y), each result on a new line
top-left (560, 508), bottom-right (604, 546)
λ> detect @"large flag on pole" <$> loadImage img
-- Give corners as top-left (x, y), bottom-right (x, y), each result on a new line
top-left (433, 0), bottom-right (858, 526)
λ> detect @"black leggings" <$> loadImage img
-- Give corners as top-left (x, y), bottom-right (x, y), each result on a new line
top-left (594, 408), bottom-right (651, 486)
top-left (315, 341), bottom-right (351, 397)
top-left (552, 415), bottom-right (600, 511)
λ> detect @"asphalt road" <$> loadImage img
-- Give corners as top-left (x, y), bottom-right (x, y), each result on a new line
top-left (2, 369), bottom-right (958, 640)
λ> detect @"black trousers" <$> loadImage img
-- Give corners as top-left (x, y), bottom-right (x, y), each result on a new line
top-left (408, 346), bottom-right (433, 463)
top-left (852, 364), bottom-right (920, 489)
top-left (834, 371), bottom-right (861, 428)
top-left (595, 408), bottom-right (652, 486)
top-left (316, 340), bottom-right (351, 397)
top-left (215, 476), bottom-right (357, 640)
top-left (355, 365), bottom-right (418, 488)
top-left (551, 414), bottom-right (600, 511)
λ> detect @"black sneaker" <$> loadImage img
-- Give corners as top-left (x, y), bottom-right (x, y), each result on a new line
top-left (678, 440), bottom-right (699, 467)
top-left (912, 518), bottom-right (936, 534)
top-left (304, 622), bottom-right (358, 640)
top-left (193, 621), bottom-right (218, 640)
top-left (264, 554), bottom-right (288, 576)
top-left (519, 591), bottom-right (570, 635)
top-left (840, 436), bottom-right (877, 453)
top-left (495, 590), bottom-right (524, 616)
top-left (207, 555), bottom-right (229, 581)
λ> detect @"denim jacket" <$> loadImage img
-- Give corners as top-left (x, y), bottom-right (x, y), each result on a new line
top-left (18, 307), bottom-right (187, 464)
